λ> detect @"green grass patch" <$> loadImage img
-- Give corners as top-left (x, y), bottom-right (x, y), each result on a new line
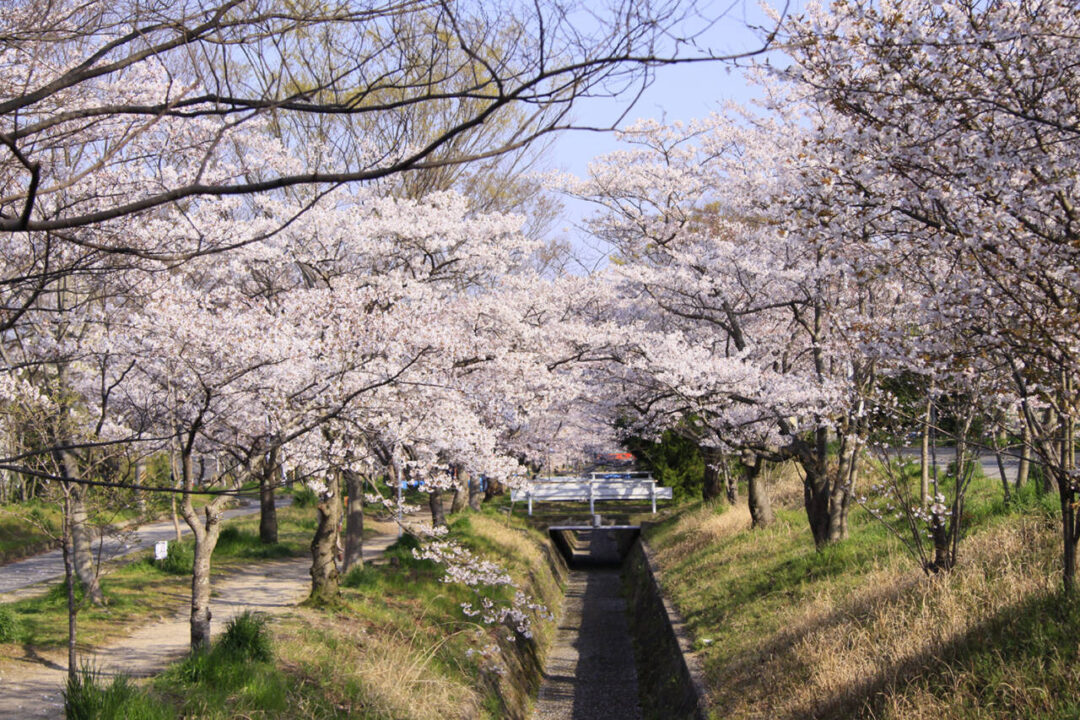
top-left (0, 604), bottom-right (23, 643)
top-left (149, 611), bottom-right (288, 718)
top-left (4, 503), bottom-right (316, 651)
top-left (153, 541), bottom-right (194, 575)
top-left (0, 500), bottom-right (60, 563)
top-left (213, 504), bottom-right (311, 557)
top-left (289, 485), bottom-right (318, 508)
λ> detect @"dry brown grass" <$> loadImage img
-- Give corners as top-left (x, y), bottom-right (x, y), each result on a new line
top-left (761, 460), bottom-right (805, 510)
top-left (267, 511), bottom-right (562, 720)
top-left (653, 501), bottom-right (752, 565)
top-left (648, 489), bottom-right (1071, 720)
top-left (467, 513), bottom-right (563, 640)
top-left (773, 519), bottom-right (1058, 719)
top-left (278, 607), bottom-right (481, 720)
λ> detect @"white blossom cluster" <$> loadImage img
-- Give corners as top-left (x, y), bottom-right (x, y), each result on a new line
top-left (415, 540), bottom-right (551, 640)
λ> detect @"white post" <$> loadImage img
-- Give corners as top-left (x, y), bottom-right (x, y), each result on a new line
top-left (528, 491), bottom-right (533, 516)
top-left (650, 482), bottom-right (657, 514)
top-left (589, 480), bottom-right (595, 516)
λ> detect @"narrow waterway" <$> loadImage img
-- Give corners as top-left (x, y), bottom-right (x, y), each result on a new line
top-left (532, 534), bottom-right (641, 719)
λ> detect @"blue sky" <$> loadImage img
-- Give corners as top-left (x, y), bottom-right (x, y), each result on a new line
top-left (545, 1), bottom-right (798, 266)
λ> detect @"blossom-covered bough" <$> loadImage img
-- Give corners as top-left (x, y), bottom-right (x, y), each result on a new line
top-left (0, 0), bottom-right (797, 673)
top-left (563, 0), bottom-right (1080, 596)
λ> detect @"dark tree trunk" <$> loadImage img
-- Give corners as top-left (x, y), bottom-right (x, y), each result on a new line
top-left (466, 469), bottom-right (483, 511)
top-left (722, 459), bottom-right (738, 504)
top-left (1055, 398), bottom-right (1077, 595)
top-left (1017, 423), bottom-right (1031, 488)
top-left (170, 451), bottom-right (183, 543)
top-left (1063, 492), bottom-right (1077, 596)
top-left (134, 460), bottom-right (147, 515)
top-left (62, 487), bottom-right (77, 680)
top-left (795, 426), bottom-right (856, 549)
top-left (920, 398), bottom-right (932, 504)
top-left (259, 448), bottom-right (279, 544)
top-left (930, 512), bottom-right (951, 572)
top-left (188, 519), bottom-right (221, 650)
top-left (1042, 407), bottom-right (1057, 494)
top-left (177, 449), bottom-right (226, 653)
top-left (429, 488), bottom-right (447, 528)
top-left (994, 429), bottom-right (1011, 505)
top-left (483, 478), bottom-right (504, 502)
top-left (309, 471), bottom-right (342, 603)
top-left (342, 470), bottom-right (365, 573)
top-left (451, 484), bottom-right (467, 514)
top-left (54, 446), bottom-right (106, 607)
top-left (69, 486), bottom-right (104, 605)
top-left (827, 436), bottom-right (859, 543)
top-left (803, 473), bottom-right (830, 546)
top-left (449, 464), bottom-right (468, 514)
top-left (744, 455), bottom-right (773, 528)
top-left (702, 447), bottom-right (725, 502)
top-left (792, 427), bottom-right (832, 548)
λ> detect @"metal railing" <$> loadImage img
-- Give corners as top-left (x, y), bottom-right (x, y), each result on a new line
top-left (510, 474), bottom-right (673, 515)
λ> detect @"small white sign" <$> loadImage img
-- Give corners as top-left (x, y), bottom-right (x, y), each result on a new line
top-left (154, 540), bottom-right (169, 561)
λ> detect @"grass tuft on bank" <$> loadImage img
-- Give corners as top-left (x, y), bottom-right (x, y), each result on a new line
top-left (645, 463), bottom-right (1077, 720)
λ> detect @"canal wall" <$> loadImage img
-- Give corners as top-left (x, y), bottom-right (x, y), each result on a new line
top-left (530, 525), bottom-right (708, 720)
top-left (623, 539), bottom-right (711, 720)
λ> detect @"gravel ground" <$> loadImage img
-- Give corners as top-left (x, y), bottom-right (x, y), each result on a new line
top-left (532, 562), bottom-right (642, 720)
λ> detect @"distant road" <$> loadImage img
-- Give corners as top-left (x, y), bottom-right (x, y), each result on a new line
top-left (893, 446), bottom-right (1020, 485)
top-left (0, 496), bottom-right (288, 599)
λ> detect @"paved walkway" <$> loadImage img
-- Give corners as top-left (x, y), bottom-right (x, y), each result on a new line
top-left (0, 497), bottom-right (286, 601)
top-left (0, 520), bottom-right (403, 719)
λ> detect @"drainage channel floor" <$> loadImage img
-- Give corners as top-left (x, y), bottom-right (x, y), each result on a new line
top-left (532, 567), bottom-right (642, 720)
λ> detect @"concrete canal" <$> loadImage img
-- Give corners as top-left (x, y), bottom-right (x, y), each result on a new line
top-left (530, 524), bottom-right (705, 720)
top-left (532, 529), bottom-right (643, 719)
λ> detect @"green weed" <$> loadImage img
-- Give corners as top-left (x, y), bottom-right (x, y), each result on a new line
top-left (290, 485), bottom-right (318, 508)
top-left (0, 604), bottom-right (23, 642)
top-left (64, 665), bottom-right (171, 720)
top-left (218, 611), bottom-right (273, 662)
top-left (154, 541), bottom-right (193, 575)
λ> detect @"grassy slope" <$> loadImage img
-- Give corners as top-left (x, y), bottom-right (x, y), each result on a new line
top-left (0, 500), bottom-right (61, 563)
top-left (645, 465), bottom-right (1079, 720)
top-left (0, 490), bottom-right (240, 566)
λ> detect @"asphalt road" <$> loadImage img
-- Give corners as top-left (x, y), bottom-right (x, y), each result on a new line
top-left (893, 446), bottom-right (1021, 485)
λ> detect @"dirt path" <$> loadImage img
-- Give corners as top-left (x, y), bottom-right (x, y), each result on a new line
top-left (0, 524), bottom-right (404, 719)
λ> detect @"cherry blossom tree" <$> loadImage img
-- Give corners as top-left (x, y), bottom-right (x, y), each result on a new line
top-left (0, 0), bottom-right (769, 236)
top-left (569, 111), bottom-right (890, 546)
top-left (778, 0), bottom-right (1080, 588)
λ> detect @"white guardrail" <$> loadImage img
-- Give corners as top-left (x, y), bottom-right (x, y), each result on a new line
top-left (510, 473), bottom-right (673, 515)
